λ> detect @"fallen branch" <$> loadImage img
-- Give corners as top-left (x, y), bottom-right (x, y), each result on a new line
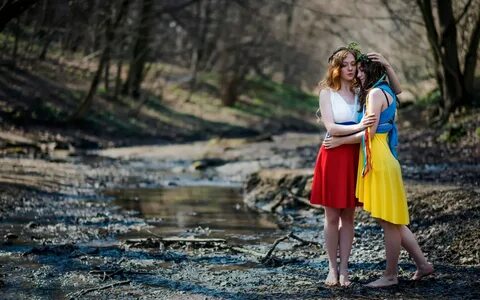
top-left (70, 280), bottom-right (131, 299)
top-left (262, 232), bottom-right (322, 263)
top-left (125, 236), bottom-right (227, 249)
top-left (144, 230), bottom-right (226, 244)
top-left (89, 269), bottom-right (125, 281)
top-left (228, 246), bottom-right (265, 258)
top-left (288, 232), bottom-right (322, 247)
top-left (262, 235), bottom-right (289, 263)
top-left (162, 237), bottom-right (226, 243)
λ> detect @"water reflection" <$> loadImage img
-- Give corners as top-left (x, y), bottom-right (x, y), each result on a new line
top-left (108, 186), bottom-right (280, 243)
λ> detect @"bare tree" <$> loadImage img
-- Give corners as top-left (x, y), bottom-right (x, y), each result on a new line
top-left (69, 0), bottom-right (131, 121)
top-left (416, 0), bottom-right (480, 121)
top-left (122, 0), bottom-right (154, 98)
top-left (0, 0), bottom-right (39, 32)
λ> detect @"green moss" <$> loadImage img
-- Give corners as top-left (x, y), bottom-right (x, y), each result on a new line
top-left (417, 89), bottom-right (441, 108)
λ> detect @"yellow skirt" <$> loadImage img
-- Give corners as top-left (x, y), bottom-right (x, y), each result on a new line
top-left (356, 133), bottom-right (409, 225)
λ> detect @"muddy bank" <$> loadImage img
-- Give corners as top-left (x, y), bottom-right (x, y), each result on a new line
top-left (0, 131), bottom-right (479, 299)
top-left (243, 169), bottom-right (480, 266)
top-left (2, 179), bottom-right (479, 299)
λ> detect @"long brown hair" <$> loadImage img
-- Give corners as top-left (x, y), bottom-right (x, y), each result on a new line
top-left (318, 49), bottom-right (357, 92)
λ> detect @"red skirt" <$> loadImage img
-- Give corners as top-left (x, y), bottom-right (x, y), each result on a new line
top-left (310, 143), bottom-right (361, 208)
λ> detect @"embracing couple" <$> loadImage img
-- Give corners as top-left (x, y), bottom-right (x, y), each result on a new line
top-left (310, 43), bottom-right (434, 287)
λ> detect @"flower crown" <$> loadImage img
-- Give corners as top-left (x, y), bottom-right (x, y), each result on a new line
top-left (328, 42), bottom-right (363, 63)
top-left (356, 53), bottom-right (371, 64)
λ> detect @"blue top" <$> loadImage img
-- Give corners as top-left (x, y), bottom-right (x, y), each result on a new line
top-left (361, 81), bottom-right (399, 159)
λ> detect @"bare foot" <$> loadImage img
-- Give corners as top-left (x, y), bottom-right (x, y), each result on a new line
top-left (324, 269), bottom-right (338, 286)
top-left (412, 263), bottom-right (434, 280)
top-left (339, 272), bottom-right (351, 287)
top-left (365, 275), bottom-right (398, 288)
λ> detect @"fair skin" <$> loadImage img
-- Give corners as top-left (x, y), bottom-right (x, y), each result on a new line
top-left (320, 53), bottom-right (376, 137)
top-left (320, 52), bottom-right (403, 287)
top-left (320, 52), bottom-right (375, 287)
top-left (324, 66), bottom-right (434, 288)
top-left (323, 52), bottom-right (401, 138)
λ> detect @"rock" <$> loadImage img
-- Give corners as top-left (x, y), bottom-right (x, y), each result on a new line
top-left (4, 233), bottom-right (18, 240)
top-left (190, 158), bottom-right (227, 170)
top-left (25, 222), bottom-right (38, 229)
top-left (243, 169), bottom-right (313, 211)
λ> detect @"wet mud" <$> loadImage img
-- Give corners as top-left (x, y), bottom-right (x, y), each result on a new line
top-left (0, 131), bottom-right (479, 299)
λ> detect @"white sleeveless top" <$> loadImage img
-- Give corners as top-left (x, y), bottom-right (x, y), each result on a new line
top-left (329, 90), bottom-right (358, 123)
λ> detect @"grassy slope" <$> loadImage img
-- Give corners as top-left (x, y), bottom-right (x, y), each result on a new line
top-left (0, 52), bottom-right (319, 148)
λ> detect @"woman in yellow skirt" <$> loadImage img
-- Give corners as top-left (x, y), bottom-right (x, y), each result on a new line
top-left (323, 55), bottom-right (433, 287)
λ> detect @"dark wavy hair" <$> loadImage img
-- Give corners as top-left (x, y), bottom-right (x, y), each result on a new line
top-left (357, 56), bottom-right (387, 111)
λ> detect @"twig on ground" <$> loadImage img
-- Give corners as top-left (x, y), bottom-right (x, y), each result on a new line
top-left (288, 232), bottom-right (322, 247)
top-left (69, 280), bottom-right (131, 299)
top-left (227, 246), bottom-right (265, 258)
top-left (262, 235), bottom-right (290, 263)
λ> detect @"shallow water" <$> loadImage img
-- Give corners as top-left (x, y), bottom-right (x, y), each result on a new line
top-left (107, 185), bottom-right (282, 245)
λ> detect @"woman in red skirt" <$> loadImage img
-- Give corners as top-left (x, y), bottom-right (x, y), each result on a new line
top-left (310, 44), bottom-right (401, 286)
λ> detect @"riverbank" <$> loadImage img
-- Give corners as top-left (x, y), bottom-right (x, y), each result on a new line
top-left (0, 129), bottom-right (478, 299)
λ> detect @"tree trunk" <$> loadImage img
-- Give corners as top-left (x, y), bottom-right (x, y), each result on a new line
top-left (104, 49), bottom-right (110, 92)
top-left (437, 0), bottom-right (463, 114)
top-left (38, 35), bottom-right (52, 60)
top-left (416, 0), bottom-right (471, 122)
top-left (123, 0), bottom-right (153, 98)
top-left (114, 58), bottom-right (123, 101)
top-left (69, 0), bottom-right (130, 120)
top-left (220, 75), bottom-right (239, 107)
top-left (36, 0), bottom-right (52, 60)
top-left (463, 13), bottom-right (480, 100)
top-left (282, 0), bottom-right (298, 87)
top-left (69, 24), bottom-right (110, 121)
top-left (187, 0), bottom-right (210, 102)
top-left (11, 18), bottom-right (20, 65)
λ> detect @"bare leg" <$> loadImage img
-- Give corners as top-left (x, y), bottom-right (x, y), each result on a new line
top-left (338, 208), bottom-right (355, 287)
top-left (399, 225), bottom-right (434, 280)
top-left (324, 207), bottom-right (341, 286)
top-left (366, 220), bottom-right (401, 288)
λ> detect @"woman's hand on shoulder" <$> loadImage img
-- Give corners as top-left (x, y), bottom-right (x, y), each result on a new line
top-left (367, 52), bottom-right (392, 69)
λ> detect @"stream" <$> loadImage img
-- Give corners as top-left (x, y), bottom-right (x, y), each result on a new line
top-left (108, 185), bottom-right (284, 245)
top-left (0, 132), bottom-right (478, 299)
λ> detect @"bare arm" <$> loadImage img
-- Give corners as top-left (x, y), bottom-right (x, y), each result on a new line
top-left (367, 52), bottom-right (402, 95)
top-left (324, 89), bottom-right (385, 149)
top-left (365, 89), bottom-right (384, 139)
top-left (318, 89), bottom-right (375, 136)
top-left (323, 131), bottom-right (364, 149)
